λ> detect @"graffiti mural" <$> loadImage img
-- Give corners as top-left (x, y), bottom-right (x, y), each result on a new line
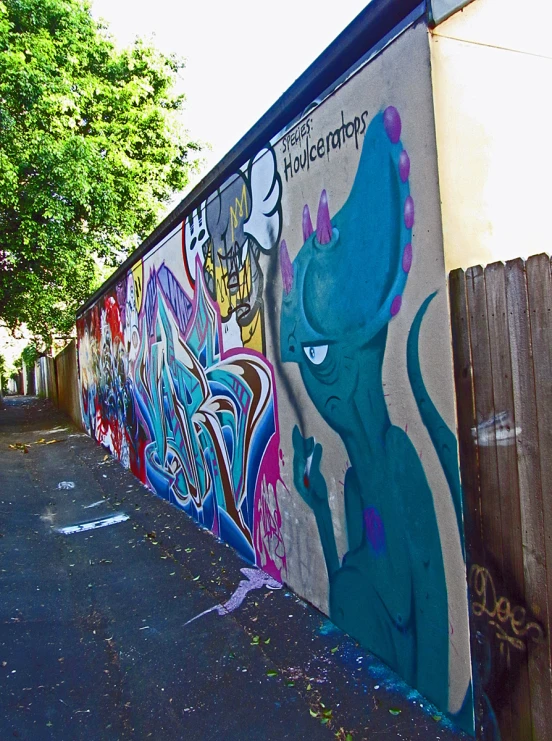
top-left (134, 262), bottom-right (284, 573)
top-left (78, 24), bottom-right (473, 735)
top-left (77, 150), bottom-right (286, 583)
top-left (280, 107), bottom-right (467, 715)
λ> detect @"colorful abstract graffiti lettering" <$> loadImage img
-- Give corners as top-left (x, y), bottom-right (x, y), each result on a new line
top-left (78, 291), bottom-right (142, 473)
top-left (183, 146), bottom-right (282, 354)
top-left (77, 149), bottom-right (287, 582)
top-left (280, 107), bottom-right (465, 713)
top-left (78, 261), bottom-right (286, 580)
top-left (134, 263), bottom-right (284, 576)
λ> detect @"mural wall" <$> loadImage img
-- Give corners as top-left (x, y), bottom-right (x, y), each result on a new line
top-left (77, 24), bottom-right (473, 733)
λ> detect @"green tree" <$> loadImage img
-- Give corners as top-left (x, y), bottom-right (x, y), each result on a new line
top-left (0, 0), bottom-right (202, 346)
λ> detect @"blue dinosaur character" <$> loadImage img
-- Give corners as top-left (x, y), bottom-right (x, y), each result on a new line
top-left (280, 107), bottom-right (465, 712)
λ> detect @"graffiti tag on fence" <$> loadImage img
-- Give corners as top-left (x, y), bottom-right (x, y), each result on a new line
top-left (470, 565), bottom-right (544, 666)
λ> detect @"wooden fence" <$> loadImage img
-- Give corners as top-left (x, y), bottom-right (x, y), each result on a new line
top-left (450, 255), bottom-right (552, 741)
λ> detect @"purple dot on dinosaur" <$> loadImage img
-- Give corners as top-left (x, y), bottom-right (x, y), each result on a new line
top-left (402, 243), bottom-right (412, 273)
top-left (391, 295), bottom-right (402, 317)
top-left (383, 106), bottom-right (401, 144)
top-left (364, 507), bottom-right (386, 556)
top-left (399, 150), bottom-right (410, 182)
top-left (404, 196), bottom-right (414, 229)
top-left (279, 240), bottom-right (294, 295)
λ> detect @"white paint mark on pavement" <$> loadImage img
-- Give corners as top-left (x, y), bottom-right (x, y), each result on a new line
top-left (83, 500), bottom-right (105, 509)
top-left (40, 507), bottom-right (56, 524)
top-left (184, 567), bottom-right (282, 626)
top-left (56, 513), bottom-right (129, 535)
top-left (57, 481), bottom-right (75, 490)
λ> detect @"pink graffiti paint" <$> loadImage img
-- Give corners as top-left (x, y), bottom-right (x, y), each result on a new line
top-left (302, 204), bottom-right (314, 241)
top-left (316, 190), bottom-right (332, 245)
top-left (402, 243), bottom-right (412, 273)
top-left (404, 196), bottom-right (414, 229)
top-left (390, 295), bottom-right (402, 317)
top-left (254, 431), bottom-right (287, 583)
top-left (280, 240), bottom-right (294, 295)
top-left (383, 106), bottom-right (401, 144)
top-left (399, 150), bottom-right (410, 182)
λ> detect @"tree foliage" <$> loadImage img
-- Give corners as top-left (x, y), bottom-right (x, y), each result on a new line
top-left (0, 0), bottom-right (202, 346)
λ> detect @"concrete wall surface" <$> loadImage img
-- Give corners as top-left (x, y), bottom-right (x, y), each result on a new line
top-left (35, 356), bottom-right (57, 404)
top-left (76, 21), bottom-right (473, 733)
top-left (22, 360), bottom-right (35, 396)
top-left (54, 341), bottom-right (81, 428)
top-left (430, 0), bottom-right (552, 271)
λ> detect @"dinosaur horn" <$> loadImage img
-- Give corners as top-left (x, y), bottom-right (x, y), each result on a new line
top-left (302, 204), bottom-right (313, 241)
top-left (280, 239), bottom-right (294, 295)
top-left (316, 189), bottom-right (332, 245)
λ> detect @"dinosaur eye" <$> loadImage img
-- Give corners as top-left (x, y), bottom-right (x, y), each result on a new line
top-left (303, 345), bottom-right (328, 365)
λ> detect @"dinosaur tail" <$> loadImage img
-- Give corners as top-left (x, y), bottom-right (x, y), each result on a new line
top-left (406, 292), bottom-right (465, 553)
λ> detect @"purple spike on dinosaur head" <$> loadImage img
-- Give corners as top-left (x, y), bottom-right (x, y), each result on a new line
top-left (280, 239), bottom-right (294, 295)
top-left (302, 204), bottom-right (313, 242)
top-left (316, 189), bottom-right (332, 245)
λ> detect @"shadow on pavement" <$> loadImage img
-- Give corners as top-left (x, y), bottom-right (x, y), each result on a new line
top-left (0, 396), bottom-right (469, 740)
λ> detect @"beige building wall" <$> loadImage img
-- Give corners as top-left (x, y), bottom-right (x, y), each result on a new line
top-left (55, 341), bottom-right (82, 429)
top-left (430, 0), bottom-right (552, 271)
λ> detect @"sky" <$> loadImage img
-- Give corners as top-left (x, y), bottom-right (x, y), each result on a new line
top-left (90, 0), bottom-right (371, 175)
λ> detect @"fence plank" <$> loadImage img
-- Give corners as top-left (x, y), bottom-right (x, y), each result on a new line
top-left (484, 261), bottom-right (530, 740)
top-left (505, 258), bottom-right (552, 741)
top-left (449, 268), bottom-right (482, 561)
top-left (525, 253), bottom-right (552, 692)
top-left (466, 266), bottom-right (504, 573)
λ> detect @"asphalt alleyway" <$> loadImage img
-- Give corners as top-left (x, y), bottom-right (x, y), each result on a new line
top-left (0, 397), bottom-right (469, 740)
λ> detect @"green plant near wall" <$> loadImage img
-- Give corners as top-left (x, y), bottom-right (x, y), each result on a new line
top-left (20, 345), bottom-right (38, 369)
top-left (12, 344), bottom-right (38, 393)
top-left (0, 353), bottom-right (6, 394)
top-left (0, 0), bottom-right (204, 347)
